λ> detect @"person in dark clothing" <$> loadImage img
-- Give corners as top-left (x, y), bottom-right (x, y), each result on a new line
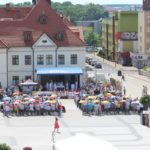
top-left (122, 75), bottom-right (125, 81)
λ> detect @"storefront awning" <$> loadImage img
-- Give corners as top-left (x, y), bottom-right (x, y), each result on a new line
top-left (36, 67), bottom-right (83, 75)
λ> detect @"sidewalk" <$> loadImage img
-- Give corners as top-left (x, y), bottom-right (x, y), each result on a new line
top-left (96, 55), bottom-right (150, 83)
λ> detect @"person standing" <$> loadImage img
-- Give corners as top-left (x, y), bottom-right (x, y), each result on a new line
top-left (123, 87), bottom-right (126, 96)
top-left (57, 103), bottom-right (62, 117)
top-left (54, 117), bottom-right (60, 133)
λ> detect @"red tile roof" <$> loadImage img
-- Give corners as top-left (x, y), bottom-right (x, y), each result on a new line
top-left (0, 0), bottom-right (85, 48)
top-left (0, 5), bottom-right (31, 19)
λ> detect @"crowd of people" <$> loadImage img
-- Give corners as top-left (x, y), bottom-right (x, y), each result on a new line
top-left (74, 81), bottom-right (144, 116)
top-left (75, 96), bottom-right (143, 116)
top-left (0, 90), bottom-right (65, 118)
top-left (0, 75), bottom-right (147, 118)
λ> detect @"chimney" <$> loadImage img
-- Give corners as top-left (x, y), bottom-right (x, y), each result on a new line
top-left (32, 0), bottom-right (39, 5)
top-left (5, 3), bottom-right (11, 11)
top-left (47, 0), bottom-right (51, 6)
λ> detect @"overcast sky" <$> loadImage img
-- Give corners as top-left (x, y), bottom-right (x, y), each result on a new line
top-left (1, 0), bottom-right (142, 5)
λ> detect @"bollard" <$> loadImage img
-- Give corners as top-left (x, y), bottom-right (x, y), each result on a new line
top-left (23, 147), bottom-right (32, 150)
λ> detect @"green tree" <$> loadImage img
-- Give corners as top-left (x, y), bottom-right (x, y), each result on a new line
top-left (84, 32), bottom-right (99, 47)
top-left (84, 31), bottom-right (101, 47)
top-left (2, 1), bottom-right (108, 24)
top-left (140, 95), bottom-right (150, 110)
top-left (0, 143), bottom-right (11, 150)
top-left (51, 1), bottom-right (108, 23)
top-left (82, 3), bottom-right (105, 20)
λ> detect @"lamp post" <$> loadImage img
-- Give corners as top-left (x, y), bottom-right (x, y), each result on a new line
top-left (102, 46), bottom-right (105, 62)
top-left (95, 68), bottom-right (97, 86)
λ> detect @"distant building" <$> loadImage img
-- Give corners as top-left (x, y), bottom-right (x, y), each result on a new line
top-left (76, 20), bottom-right (101, 34)
top-left (134, 0), bottom-right (150, 68)
top-left (102, 11), bottom-right (138, 66)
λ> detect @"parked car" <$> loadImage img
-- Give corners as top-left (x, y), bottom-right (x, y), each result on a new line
top-left (95, 62), bottom-right (102, 69)
top-left (86, 57), bottom-right (92, 64)
top-left (85, 57), bottom-right (89, 63)
top-left (90, 60), bottom-right (97, 66)
top-left (88, 58), bottom-right (93, 65)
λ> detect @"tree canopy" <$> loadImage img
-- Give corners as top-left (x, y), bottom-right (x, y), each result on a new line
top-left (84, 32), bottom-right (100, 47)
top-left (52, 2), bottom-right (108, 23)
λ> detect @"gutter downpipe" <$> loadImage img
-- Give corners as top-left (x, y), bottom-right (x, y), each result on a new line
top-left (55, 46), bottom-right (58, 67)
top-left (31, 47), bottom-right (35, 81)
top-left (6, 47), bottom-right (9, 88)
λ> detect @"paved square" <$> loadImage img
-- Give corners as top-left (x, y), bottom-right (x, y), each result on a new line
top-left (0, 100), bottom-right (150, 150)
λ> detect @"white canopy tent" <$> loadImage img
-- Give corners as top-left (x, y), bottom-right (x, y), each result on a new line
top-left (54, 133), bottom-right (118, 150)
top-left (20, 79), bottom-right (38, 94)
top-left (20, 79), bottom-right (38, 86)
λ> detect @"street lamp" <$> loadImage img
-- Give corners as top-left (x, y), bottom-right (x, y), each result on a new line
top-left (102, 46), bottom-right (105, 62)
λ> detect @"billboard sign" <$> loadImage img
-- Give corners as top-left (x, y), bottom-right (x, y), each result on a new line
top-left (120, 32), bottom-right (138, 41)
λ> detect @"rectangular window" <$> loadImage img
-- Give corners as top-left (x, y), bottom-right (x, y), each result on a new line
top-left (12, 55), bottom-right (19, 65)
top-left (25, 76), bottom-right (31, 81)
top-left (71, 54), bottom-right (77, 64)
top-left (147, 26), bottom-right (150, 32)
top-left (140, 26), bottom-right (142, 32)
top-left (146, 37), bottom-right (150, 43)
top-left (37, 55), bottom-right (44, 65)
top-left (58, 55), bottom-right (65, 65)
top-left (12, 76), bottom-right (19, 86)
top-left (46, 55), bottom-right (53, 65)
top-left (140, 46), bottom-right (142, 52)
top-left (25, 55), bottom-right (31, 65)
top-left (140, 36), bottom-right (142, 42)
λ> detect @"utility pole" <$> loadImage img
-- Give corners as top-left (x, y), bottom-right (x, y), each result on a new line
top-left (112, 16), bottom-right (116, 67)
top-left (106, 24), bottom-right (109, 60)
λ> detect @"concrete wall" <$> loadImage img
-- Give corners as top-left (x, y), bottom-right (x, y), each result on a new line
top-left (139, 69), bottom-right (150, 77)
top-left (138, 11), bottom-right (145, 54)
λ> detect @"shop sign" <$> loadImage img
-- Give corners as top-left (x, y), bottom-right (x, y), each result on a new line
top-left (120, 32), bottom-right (138, 41)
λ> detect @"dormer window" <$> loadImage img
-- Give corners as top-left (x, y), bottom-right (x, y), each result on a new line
top-left (42, 40), bottom-right (47, 43)
top-left (55, 32), bottom-right (64, 41)
top-left (23, 31), bottom-right (32, 42)
top-left (39, 11), bottom-right (48, 24)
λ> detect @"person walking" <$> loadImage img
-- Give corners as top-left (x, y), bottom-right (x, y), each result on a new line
top-left (51, 117), bottom-right (60, 143)
top-left (54, 117), bottom-right (60, 133)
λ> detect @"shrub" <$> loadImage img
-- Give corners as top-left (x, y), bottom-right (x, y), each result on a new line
top-left (140, 95), bottom-right (150, 110)
top-left (0, 143), bottom-right (11, 150)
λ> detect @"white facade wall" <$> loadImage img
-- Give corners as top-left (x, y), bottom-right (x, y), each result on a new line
top-left (34, 47), bottom-right (56, 69)
top-left (0, 48), bottom-right (7, 88)
top-left (138, 12), bottom-right (145, 54)
top-left (57, 47), bottom-right (85, 85)
top-left (57, 47), bottom-right (85, 68)
top-left (3, 45), bottom-right (85, 88)
top-left (8, 47), bottom-right (33, 86)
